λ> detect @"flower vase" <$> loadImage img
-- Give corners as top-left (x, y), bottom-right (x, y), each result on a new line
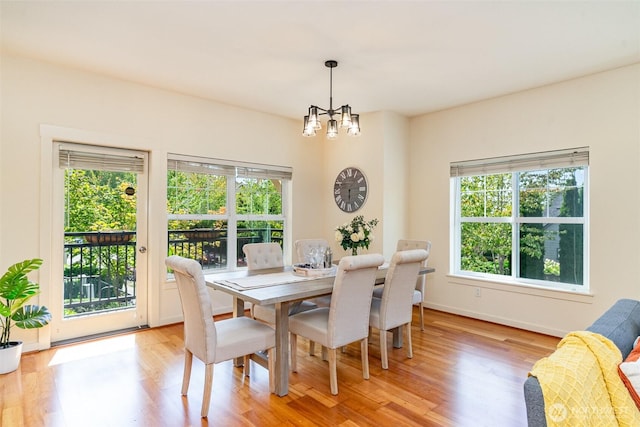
top-left (351, 248), bottom-right (359, 256)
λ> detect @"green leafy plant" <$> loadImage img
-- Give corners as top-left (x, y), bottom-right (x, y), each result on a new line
top-left (0, 258), bottom-right (51, 348)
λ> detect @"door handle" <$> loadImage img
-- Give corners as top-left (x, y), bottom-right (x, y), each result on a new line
top-left (138, 246), bottom-right (147, 253)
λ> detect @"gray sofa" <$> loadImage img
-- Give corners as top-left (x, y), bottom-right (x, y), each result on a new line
top-left (524, 298), bottom-right (640, 426)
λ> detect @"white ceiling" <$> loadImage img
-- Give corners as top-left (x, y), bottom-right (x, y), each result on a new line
top-left (2, 1), bottom-right (639, 120)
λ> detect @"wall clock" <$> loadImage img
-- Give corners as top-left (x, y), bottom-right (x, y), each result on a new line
top-left (333, 167), bottom-right (368, 212)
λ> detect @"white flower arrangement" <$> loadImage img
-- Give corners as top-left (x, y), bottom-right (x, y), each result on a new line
top-left (335, 215), bottom-right (379, 255)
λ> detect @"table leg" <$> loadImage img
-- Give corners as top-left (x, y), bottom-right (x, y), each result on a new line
top-left (392, 326), bottom-right (403, 348)
top-left (233, 296), bottom-right (246, 367)
top-left (274, 301), bottom-right (290, 396)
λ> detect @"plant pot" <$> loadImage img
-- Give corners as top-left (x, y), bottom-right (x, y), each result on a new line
top-left (84, 232), bottom-right (133, 244)
top-left (183, 229), bottom-right (220, 240)
top-left (0, 341), bottom-right (23, 374)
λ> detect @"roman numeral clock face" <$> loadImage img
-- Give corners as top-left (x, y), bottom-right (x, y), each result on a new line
top-left (333, 167), bottom-right (368, 212)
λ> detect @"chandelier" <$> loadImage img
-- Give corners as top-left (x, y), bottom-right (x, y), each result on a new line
top-left (303, 60), bottom-right (361, 139)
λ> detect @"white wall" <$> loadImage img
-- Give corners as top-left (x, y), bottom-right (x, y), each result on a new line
top-left (322, 111), bottom-right (395, 259)
top-left (409, 63), bottom-right (640, 336)
top-left (0, 54), bottom-right (327, 347)
top-left (319, 113), bottom-right (412, 263)
top-left (4, 52), bottom-right (639, 348)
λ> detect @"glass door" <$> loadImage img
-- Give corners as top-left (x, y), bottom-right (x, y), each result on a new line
top-left (50, 142), bottom-right (148, 343)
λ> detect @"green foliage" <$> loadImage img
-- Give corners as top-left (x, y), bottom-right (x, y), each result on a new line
top-left (167, 170), bottom-right (226, 216)
top-left (460, 222), bottom-right (512, 275)
top-left (236, 177), bottom-right (282, 215)
top-left (0, 259), bottom-right (51, 348)
top-left (65, 169), bottom-right (137, 232)
top-left (544, 258), bottom-right (560, 276)
top-left (459, 167), bottom-right (584, 284)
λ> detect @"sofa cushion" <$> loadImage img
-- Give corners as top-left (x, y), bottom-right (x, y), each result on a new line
top-left (618, 337), bottom-right (640, 410)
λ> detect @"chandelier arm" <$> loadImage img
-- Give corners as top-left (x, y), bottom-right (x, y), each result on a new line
top-left (303, 60), bottom-right (359, 138)
top-left (309, 105), bottom-right (330, 114)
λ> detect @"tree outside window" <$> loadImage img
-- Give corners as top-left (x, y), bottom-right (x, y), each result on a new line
top-left (454, 163), bottom-right (586, 290)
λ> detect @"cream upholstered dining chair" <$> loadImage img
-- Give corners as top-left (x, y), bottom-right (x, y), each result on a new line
top-left (243, 242), bottom-right (317, 324)
top-left (294, 238), bottom-right (330, 264)
top-left (369, 249), bottom-right (429, 369)
top-left (289, 253), bottom-right (385, 395)
top-left (373, 239), bottom-right (431, 330)
top-left (165, 255), bottom-right (275, 418)
top-left (294, 238), bottom-right (333, 309)
top-left (243, 242), bottom-right (284, 271)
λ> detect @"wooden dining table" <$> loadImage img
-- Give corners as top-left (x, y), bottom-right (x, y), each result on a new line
top-left (205, 264), bottom-right (434, 396)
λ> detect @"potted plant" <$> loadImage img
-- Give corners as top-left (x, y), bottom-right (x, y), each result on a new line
top-left (0, 258), bottom-right (51, 374)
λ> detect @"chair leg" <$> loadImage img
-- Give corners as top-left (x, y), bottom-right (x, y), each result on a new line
top-left (419, 301), bottom-right (425, 331)
top-left (361, 337), bottom-right (370, 380)
top-left (322, 346), bottom-right (329, 361)
top-left (309, 340), bottom-right (315, 355)
top-left (290, 333), bottom-right (297, 372)
top-left (406, 323), bottom-right (413, 359)
top-left (182, 349), bottom-right (193, 395)
top-left (379, 329), bottom-right (388, 370)
top-left (243, 354), bottom-right (250, 377)
top-left (267, 347), bottom-right (275, 394)
top-left (201, 363), bottom-right (214, 418)
top-left (329, 348), bottom-right (338, 395)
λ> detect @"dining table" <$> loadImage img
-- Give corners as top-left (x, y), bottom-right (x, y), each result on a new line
top-left (205, 263), bottom-right (434, 396)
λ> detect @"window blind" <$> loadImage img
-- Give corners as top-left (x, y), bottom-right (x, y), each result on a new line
top-left (167, 159), bottom-right (236, 176)
top-left (450, 147), bottom-right (589, 177)
top-left (168, 154), bottom-right (292, 180)
top-left (58, 142), bottom-right (145, 173)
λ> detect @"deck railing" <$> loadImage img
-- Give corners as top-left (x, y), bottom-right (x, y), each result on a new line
top-left (63, 228), bottom-right (283, 315)
top-left (64, 231), bottom-right (137, 317)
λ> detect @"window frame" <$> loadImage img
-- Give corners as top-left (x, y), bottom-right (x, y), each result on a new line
top-left (167, 154), bottom-right (291, 272)
top-left (450, 148), bottom-right (589, 293)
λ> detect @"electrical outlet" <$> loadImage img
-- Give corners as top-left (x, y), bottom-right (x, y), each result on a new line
top-left (475, 288), bottom-right (481, 297)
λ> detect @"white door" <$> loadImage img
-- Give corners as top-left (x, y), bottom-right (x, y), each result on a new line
top-left (50, 142), bottom-right (148, 343)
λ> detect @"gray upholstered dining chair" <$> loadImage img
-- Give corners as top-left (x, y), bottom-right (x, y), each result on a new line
top-left (289, 253), bottom-right (385, 395)
top-left (373, 239), bottom-right (431, 330)
top-left (165, 255), bottom-right (275, 418)
top-left (369, 249), bottom-right (428, 369)
top-left (243, 242), bottom-right (316, 324)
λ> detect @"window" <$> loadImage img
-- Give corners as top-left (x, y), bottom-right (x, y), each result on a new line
top-left (450, 148), bottom-right (588, 291)
top-left (167, 154), bottom-right (291, 272)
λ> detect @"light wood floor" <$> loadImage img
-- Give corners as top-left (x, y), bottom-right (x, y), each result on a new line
top-left (1, 308), bottom-right (559, 427)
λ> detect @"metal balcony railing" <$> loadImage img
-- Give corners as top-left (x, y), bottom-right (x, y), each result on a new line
top-left (64, 231), bottom-right (137, 317)
top-left (63, 228), bottom-right (283, 316)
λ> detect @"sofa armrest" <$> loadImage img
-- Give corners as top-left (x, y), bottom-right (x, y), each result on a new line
top-left (524, 376), bottom-right (547, 427)
top-left (586, 298), bottom-right (640, 358)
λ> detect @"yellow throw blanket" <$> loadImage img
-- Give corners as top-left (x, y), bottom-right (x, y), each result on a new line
top-left (529, 331), bottom-right (640, 426)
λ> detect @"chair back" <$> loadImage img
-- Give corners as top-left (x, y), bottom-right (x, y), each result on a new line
top-left (396, 239), bottom-right (431, 293)
top-left (243, 242), bottom-right (284, 271)
top-left (396, 239), bottom-right (431, 263)
top-left (294, 238), bottom-right (329, 264)
top-left (165, 255), bottom-right (216, 364)
top-left (378, 249), bottom-right (429, 329)
top-left (328, 253), bottom-right (385, 347)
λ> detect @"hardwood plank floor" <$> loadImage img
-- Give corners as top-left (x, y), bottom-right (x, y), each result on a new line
top-left (1, 309), bottom-right (559, 427)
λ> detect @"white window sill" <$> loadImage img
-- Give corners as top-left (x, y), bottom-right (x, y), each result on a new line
top-left (447, 273), bottom-right (594, 303)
